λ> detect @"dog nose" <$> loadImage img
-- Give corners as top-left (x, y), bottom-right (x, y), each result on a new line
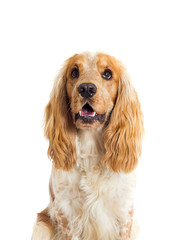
top-left (78, 83), bottom-right (97, 98)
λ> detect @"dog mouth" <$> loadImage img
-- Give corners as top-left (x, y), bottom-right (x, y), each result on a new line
top-left (75, 103), bottom-right (106, 123)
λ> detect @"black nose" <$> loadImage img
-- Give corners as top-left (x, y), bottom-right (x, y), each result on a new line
top-left (78, 83), bottom-right (97, 98)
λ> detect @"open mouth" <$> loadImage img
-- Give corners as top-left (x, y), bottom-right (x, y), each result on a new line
top-left (75, 103), bottom-right (106, 123)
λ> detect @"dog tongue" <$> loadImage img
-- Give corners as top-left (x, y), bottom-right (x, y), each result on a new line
top-left (81, 109), bottom-right (95, 116)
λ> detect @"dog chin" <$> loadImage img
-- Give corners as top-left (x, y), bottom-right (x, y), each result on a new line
top-left (74, 119), bottom-right (105, 129)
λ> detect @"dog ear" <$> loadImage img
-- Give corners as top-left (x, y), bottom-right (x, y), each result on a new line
top-left (44, 61), bottom-right (76, 170)
top-left (103, 66), bottom-right (144, 173)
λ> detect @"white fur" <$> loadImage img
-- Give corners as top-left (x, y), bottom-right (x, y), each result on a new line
top-left (32, 222), bottom-right (52, 240)
top-left (46, 129), bottom-right (137, 240)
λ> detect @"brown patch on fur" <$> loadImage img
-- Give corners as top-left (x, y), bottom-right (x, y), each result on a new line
top-left (37, 208), bottom-right (56, 236)
top-left (49, 181), bottom-right (55, 202)
top-left (57, 210), bottom-right (77, 240)
top-left (120, 222), bottom-right (133, 240)
top-left (120, 209), bottom-right (134, 240)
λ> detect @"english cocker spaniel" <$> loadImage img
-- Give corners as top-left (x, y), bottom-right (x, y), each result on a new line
top-left (32, 52), bottom-right (144, 240)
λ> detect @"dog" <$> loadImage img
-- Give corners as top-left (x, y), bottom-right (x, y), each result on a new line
top-left (32, 52), bottom-right (144, 240)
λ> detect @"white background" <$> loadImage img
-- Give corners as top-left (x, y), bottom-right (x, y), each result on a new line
top-left (0, 0), bottom-right (176, 239)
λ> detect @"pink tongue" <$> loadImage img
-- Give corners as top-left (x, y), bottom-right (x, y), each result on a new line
top-left (81, 109), bottom-right (94, 116)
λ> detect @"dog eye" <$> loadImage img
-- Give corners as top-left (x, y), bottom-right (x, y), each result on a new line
top-left (71, 68), bottom-right (79, 79)
top-left (102, 69), bottom-right (112, 80)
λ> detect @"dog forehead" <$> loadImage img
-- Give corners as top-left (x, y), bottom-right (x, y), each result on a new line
top-left (68, 52), bottom-right (115, 71)
top-left (73, 52), bottom-right (98, 70)
top-left (81, 53), bottom-right (118, 71)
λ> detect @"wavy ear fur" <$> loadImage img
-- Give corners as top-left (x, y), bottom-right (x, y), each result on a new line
top-left (103, 66), bottom-right (144, 173)
top-left (44, 63), bottom-right (76, 170)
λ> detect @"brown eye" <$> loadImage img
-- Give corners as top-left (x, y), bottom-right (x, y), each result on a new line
top-left (102, 69), bottom-right (112, 80)
top-left (71, 68), bottom-right (79, 79)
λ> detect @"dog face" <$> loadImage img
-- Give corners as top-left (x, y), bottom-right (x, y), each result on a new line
top-left (66, 53), bottom-right (121, 129)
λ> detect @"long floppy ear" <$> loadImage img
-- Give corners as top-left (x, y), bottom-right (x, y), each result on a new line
top-left (103, 65), bottom-right (144, 173)
top-left (44, 62), bottom-right (76, 170)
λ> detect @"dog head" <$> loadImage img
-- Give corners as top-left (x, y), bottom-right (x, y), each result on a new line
top-left (44, 52), bottom-right (144, 172)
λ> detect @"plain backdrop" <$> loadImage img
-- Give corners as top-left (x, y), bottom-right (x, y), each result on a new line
top-left (0, 0), bottom-right (176, 239)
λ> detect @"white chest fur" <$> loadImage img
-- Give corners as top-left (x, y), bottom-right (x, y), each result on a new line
top-left (49, 129), bottom-right (136, 240)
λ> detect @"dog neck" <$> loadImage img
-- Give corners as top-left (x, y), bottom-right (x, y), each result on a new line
top-left (75, 128), bottom-right (105, 171)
